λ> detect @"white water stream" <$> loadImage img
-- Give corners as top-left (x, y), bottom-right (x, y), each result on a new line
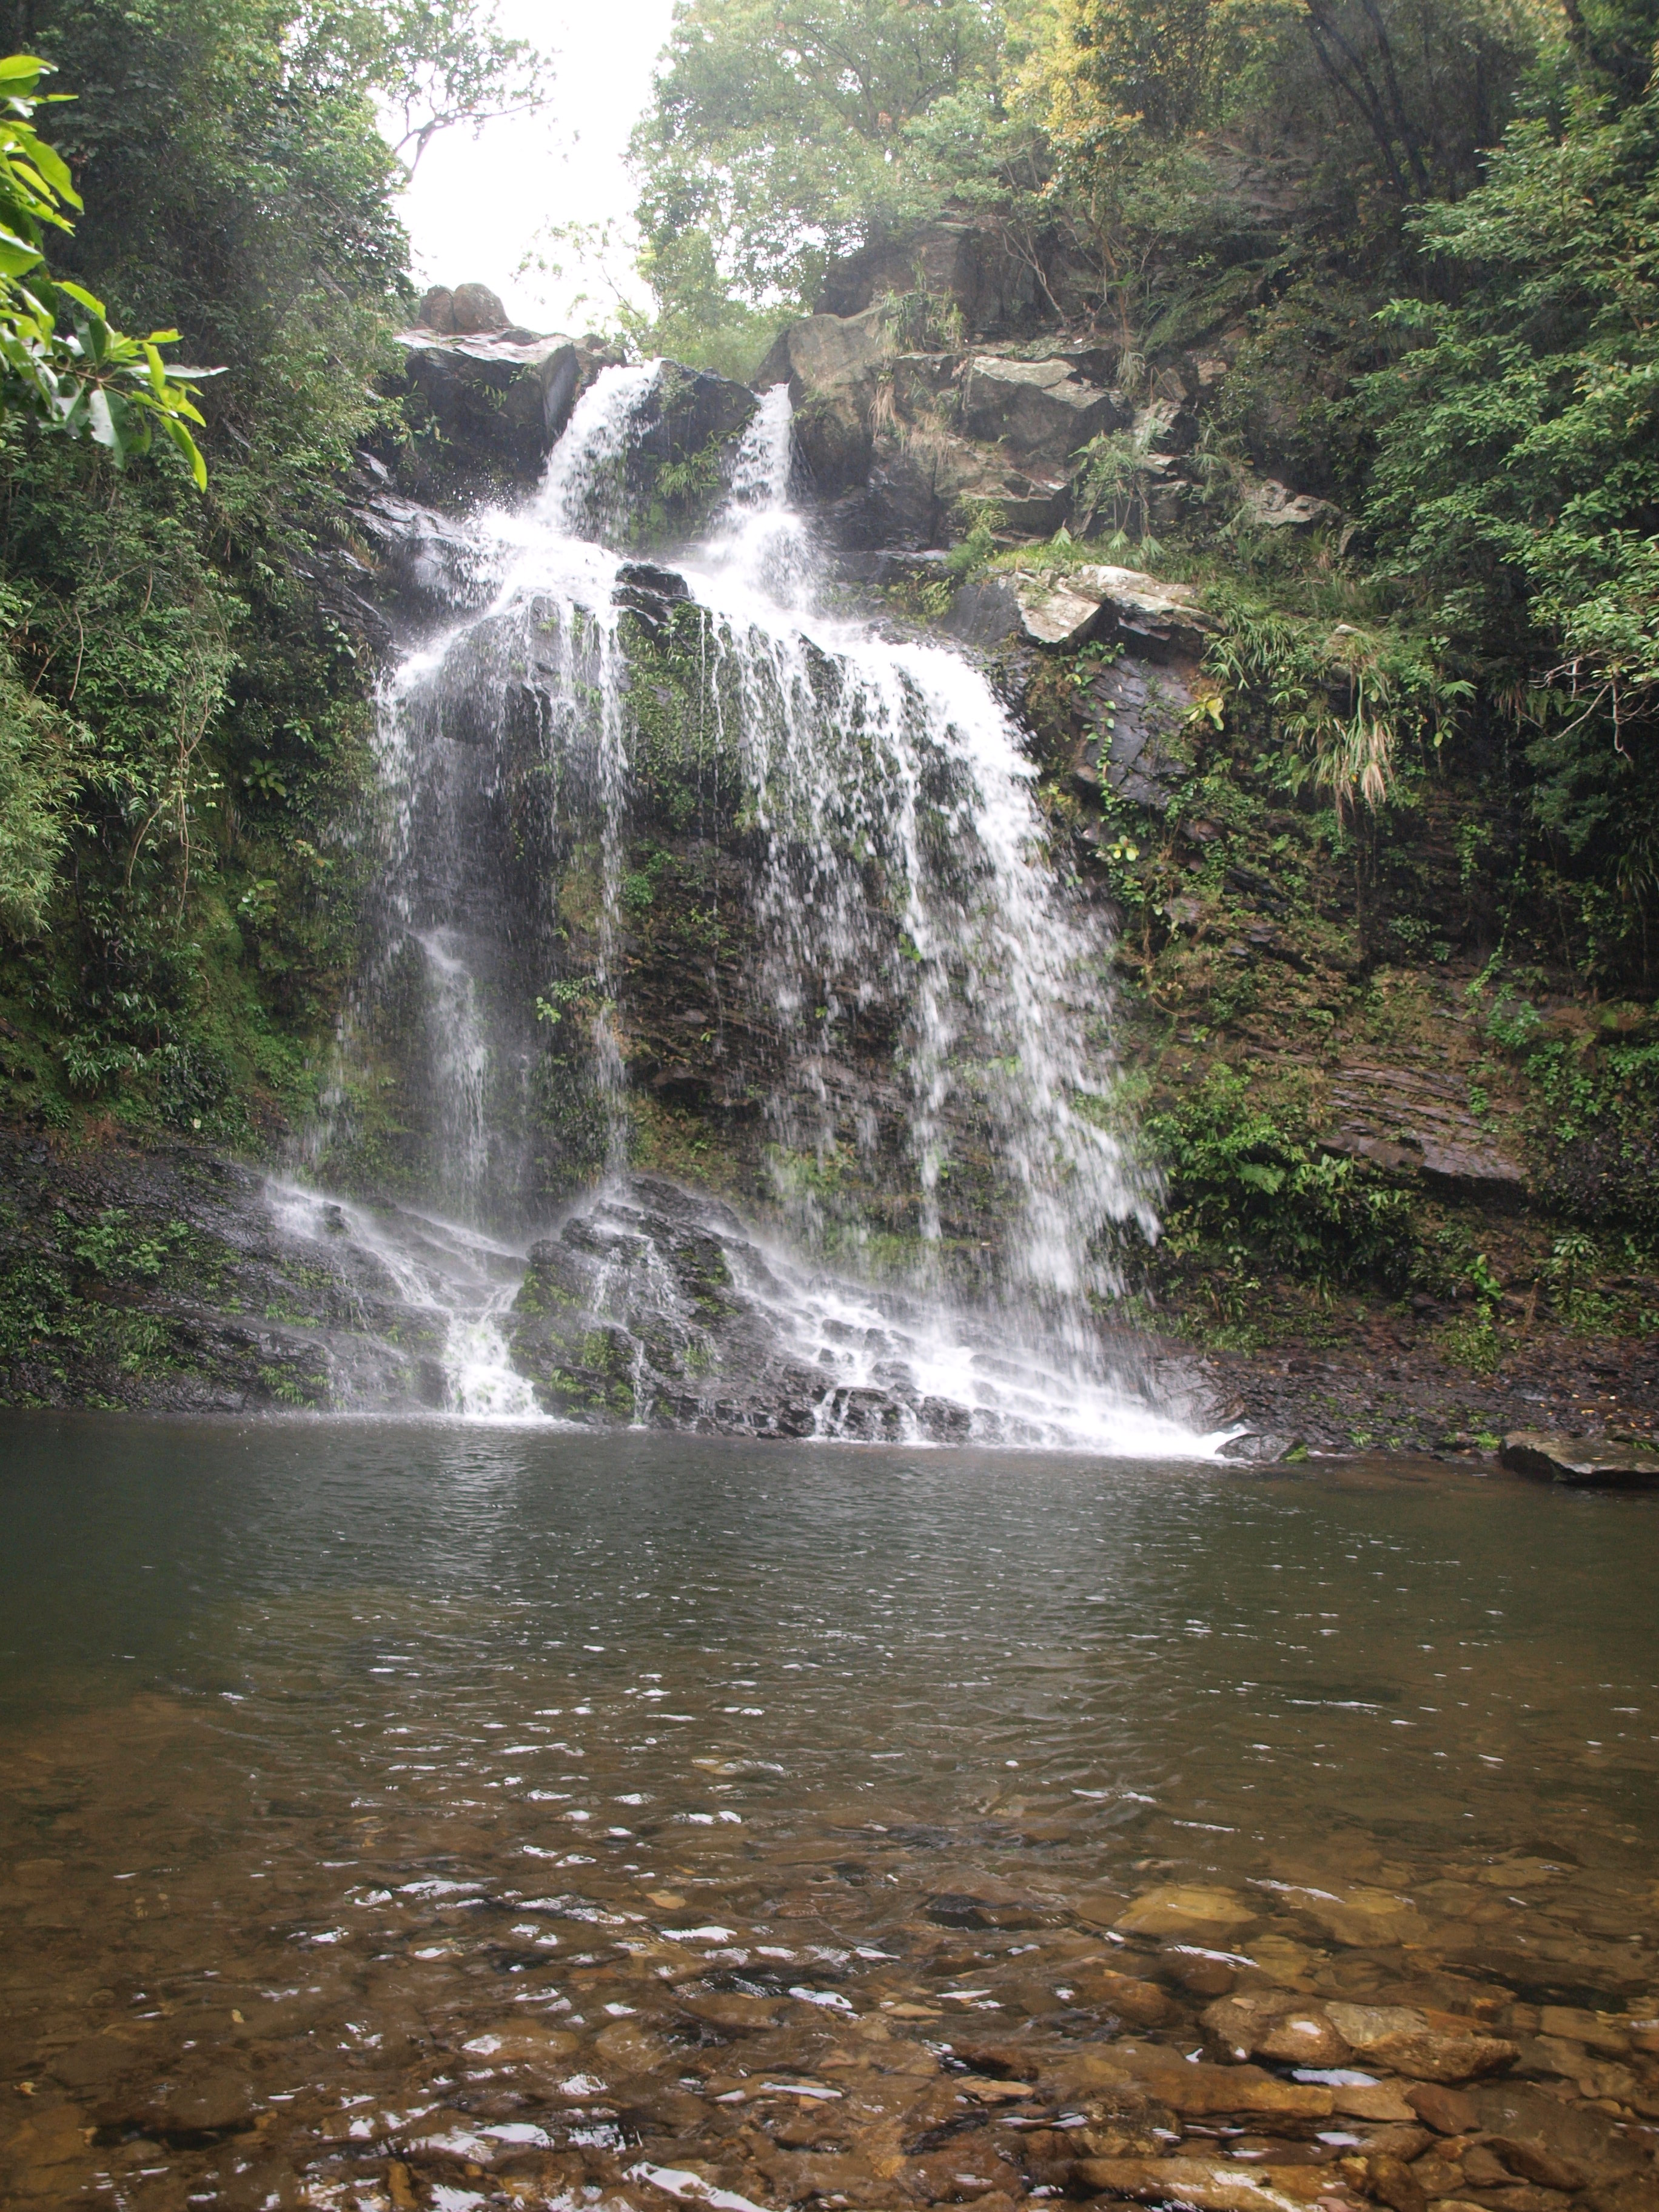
top-left (271, 367), bottom-right (1221, 1453)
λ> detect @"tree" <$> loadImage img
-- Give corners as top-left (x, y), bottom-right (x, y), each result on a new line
top-left (633, 0), bottom-right (1002, 335)
top-left (0, 53), bottom-right (209, 480)
top-left (1361, 25), bottom-right (1659, 931)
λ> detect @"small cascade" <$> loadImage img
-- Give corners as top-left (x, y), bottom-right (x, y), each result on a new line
top-left (266, 1180), bottom-right (543, 1419)
top-left (273, 359), bottom-right (1219, 1450)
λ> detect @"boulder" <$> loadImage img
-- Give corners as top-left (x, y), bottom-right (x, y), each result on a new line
top-left (450, 280), bottom-right (509, 333)
top-left (756, 309), bottom-right (893, 495)
top-left (976, 563), bottom-right (1215, 658)
top-left (397, 327), bottom-right (605, 481)
top-left (417, 283), bottom-right (455, 332)
top-left (1240, 473), bottom-right (1342, 531)
top-left (1500, 1432), bottom-right (1659, 1487)
top-left (960, 354), bottom-right (1122, 466)
top-left (817, 215), bottom-right (1051, 335)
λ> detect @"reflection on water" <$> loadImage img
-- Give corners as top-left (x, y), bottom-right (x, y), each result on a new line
top-left (1, 1419), bottom-right (1655, 2211)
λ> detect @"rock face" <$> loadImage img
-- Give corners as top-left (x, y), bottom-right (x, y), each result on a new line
top-left (397, 328), bottom-right (610, 483)
top-left (508, 1178), bottom-right (982, 1441)
top-left (959, 353), bottom-right (1122, 466)
top-left (1319, 1063), bottom-right (1526, 1195)
top-left (817, 215), bottom-right (1068, 335)
top-left (1500, 1430), bottom-right (1659, 1485)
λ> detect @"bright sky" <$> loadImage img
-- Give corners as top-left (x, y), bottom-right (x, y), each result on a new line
top-left (394, 0), bottom-right (680, 335)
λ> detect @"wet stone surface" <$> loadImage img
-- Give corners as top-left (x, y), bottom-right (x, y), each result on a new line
top-left (1, 1426), bottom-right (1656, 2212)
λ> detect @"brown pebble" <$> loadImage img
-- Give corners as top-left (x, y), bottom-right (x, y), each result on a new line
top-left (1406, 2085), bottom-right (1477, 2135)
top-left (1166, 1947), bottom-right (1239, 1997)
top-left (1367, 2153), bottom-right (1429, 2212)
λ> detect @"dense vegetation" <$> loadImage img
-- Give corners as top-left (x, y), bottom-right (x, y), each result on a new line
top-left (633, 0), bottom-right (1659, 989)
top-left (0, 0), bottom-right (541, 1140)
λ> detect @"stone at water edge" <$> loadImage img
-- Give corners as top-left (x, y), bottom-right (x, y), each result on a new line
top-left (1500, 1431), bottom-right (1659, 1486)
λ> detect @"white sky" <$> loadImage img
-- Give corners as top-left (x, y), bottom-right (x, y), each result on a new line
top-left (393, 0), bottom-right (680, 334)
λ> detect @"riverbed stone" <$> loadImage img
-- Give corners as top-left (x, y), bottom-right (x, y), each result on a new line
top-left (1325, 2004), bottom-right (1517, 2083)
top-left (1204, 1991), bottom-right (1354, 2065)
top-left (1115, 1883), bottom-right (1258, 1944)
top-left (1287, 1887), bottom-right (1432, 1949)
top-left (1072, 2154), bottom-right (1333, 2211)
top-left (1407, 2086), bottom-right (1478, 2135)
top-left (1110, 2048), bottom-right (1335, 2120)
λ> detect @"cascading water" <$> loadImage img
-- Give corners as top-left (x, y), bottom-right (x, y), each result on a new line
top-left (273, 363), bottom-right (1219, 1451)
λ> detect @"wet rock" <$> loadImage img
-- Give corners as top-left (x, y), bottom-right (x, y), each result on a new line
top-left (1285, 1887), bottom-right (1432, 1949)
top-left (1324, 2003), bottom-right (1518, 2083)
top-left (1114, 1884), bottom-right (1258, 1945)
top-left (1335, 2085), bottom-right (1421, 2123)
top-left (398, 327), bottom-right (603, 481)
top-left (1467, 2082), bottom-right (1646, 2184)
top-left (1073, 1965), bottom-right (1179, 2026)
top-left (459, 2024), bottom-right (581, 2069)
top-left (678, 1992), bottom-right (789, 2034)
top-left (1499, 1433), bottom-right (1659, 1487)
top-left (1488, 2139), bottom-right (1588, 2192)
top-left (1203, 1992), bottom-right (1354, 2066)
top-left (127, 2066), bottom-right (256, 2137)
top-left (1367, 2152), bottom-right (1430, 2212)
top-left (756, 309), bottom-right (890, 494)
top-left (1164, 1945), bottom-right (1240, 1997)
top-left (1079, 655), bottom-right (1197, 811)
top-left (508, 1177), bottom-right (984, 1442)
top-left (1111, 2048), bottom-right (1335, 2120)
top-left (959, 354), bottom-right (1121, 466)
top-left (1407, 2086), bottom-right (1478, 2136)
top-left (1412, 2156), bottom-right (1468, 2199)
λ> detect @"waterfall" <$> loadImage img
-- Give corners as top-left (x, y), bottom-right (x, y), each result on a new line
top-left (272, 363), bottom-right (1216, 1452)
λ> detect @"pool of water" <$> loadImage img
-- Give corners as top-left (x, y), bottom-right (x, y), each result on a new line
top-left (2, 1418), bottom-right (1656, 2211)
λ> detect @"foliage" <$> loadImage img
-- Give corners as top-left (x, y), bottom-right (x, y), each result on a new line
top-left (1146, 1062), bottom-right (1418, 1283)
top-left (0, 0), bottom-right (538, 1129)
top-left (0, 53), bottom-right (210, 479)
top-left (1203, 592), bottom-right (1472, 811)
top-left (1360, 38), bottom-right (1659, 948)
top-left (632, 0), bottom-right (1000, 335)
